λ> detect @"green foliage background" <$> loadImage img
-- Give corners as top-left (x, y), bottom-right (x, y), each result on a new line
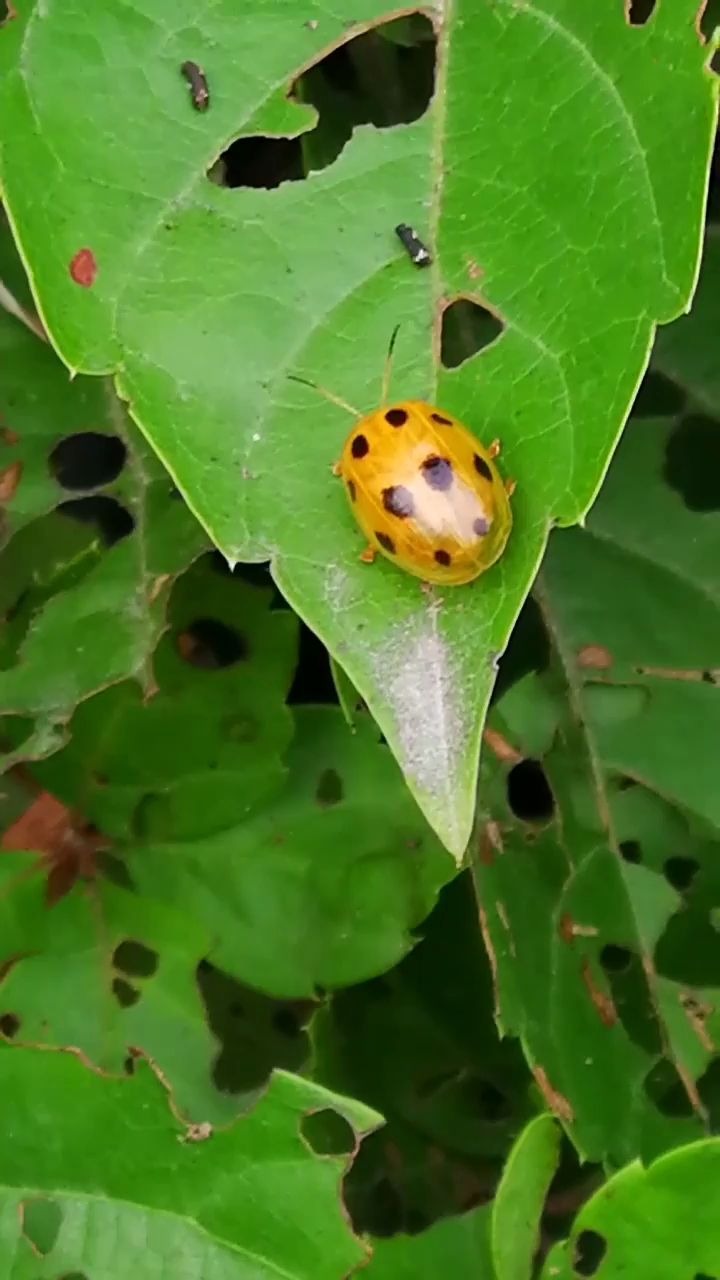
top-left (0, 0), bottom-right (719, 1276)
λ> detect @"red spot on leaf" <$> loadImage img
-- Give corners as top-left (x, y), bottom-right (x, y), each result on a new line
top-left (69, 248), bottom-right (97, 287)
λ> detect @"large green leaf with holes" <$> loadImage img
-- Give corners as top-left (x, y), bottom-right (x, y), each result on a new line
top-left (0, 1045), bottom-right (379, 1279)
top-left (542, 1138), bottom-right (720, 1278)
top-left (473, 407), bottom-right (720, 1164)
top-left (0, 1), bottom-right (715, 855)
top-left (29, 559), bottom-right (453, 1003)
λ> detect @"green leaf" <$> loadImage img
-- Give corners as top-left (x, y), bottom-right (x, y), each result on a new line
top-left (0, 851), bottom-right (232, 1121)
top-left (473, 408), bottom-right (720, 1164)
top-left (363, 1206), bottom-right (494, 1278)
top-left (0, 2), bottom-right (714, 856)
top-left (29, 559), bottom-right (453, 1004)
top-left (542, 1138), bottom-right (720, 1279)
top-left (491, 1114), bottom-right (561, 1280)
top-left (0, 224), bottom-right (207, 760)
top-left (0, 1045), bottom-right (379, 1279)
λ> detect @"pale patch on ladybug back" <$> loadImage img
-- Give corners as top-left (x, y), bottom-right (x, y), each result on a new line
top-left (408, 471), bottom-right (493, 544)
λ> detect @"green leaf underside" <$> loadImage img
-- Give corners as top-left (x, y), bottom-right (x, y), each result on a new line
top-left (542, 1138), bottom-right (720, 1278)
top-left (491, 1114), bottom-right (562, 1280)
top-left (0, 1046), bottom-right (379, 1280)
top-left (474, 412), bottom-right (720, 1164)
top-left (0, 1), bottom-right (715, 854)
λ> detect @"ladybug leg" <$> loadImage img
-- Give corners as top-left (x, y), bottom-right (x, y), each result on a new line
top-left (488, 438), bottom-right (501, 459)
top-left (505, 478), bottom-right (517, 497)
top-left (360, 545), bottom-right (377, 565)
top-left (331, 461), bottom-right (342, 477)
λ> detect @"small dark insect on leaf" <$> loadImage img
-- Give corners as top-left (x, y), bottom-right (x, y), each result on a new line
top-left (395, 223), bottom-right (432, 268)
top-left (181, 61), bottom-right (210, 111)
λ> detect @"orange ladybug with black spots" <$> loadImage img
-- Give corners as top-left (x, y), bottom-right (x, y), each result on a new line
top-left (290, 333), bottom-right (514, 586)
top-left (335, 400), bottom-right (513, 585)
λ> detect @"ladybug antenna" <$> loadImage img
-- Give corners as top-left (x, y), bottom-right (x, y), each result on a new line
top-left (381, 324), bottom-right (401, 407)
top-left (287, 373), bottom-right (359, 418)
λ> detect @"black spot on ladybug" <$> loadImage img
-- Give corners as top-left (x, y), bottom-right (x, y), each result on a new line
top-left (376, 531), bottom-right (396, 554)
top-left (430, 412), bottom-right (452, 425)
top-left (474, 454), bottom-right (492, 481)
top-left (385, 407), bottom-right (408, 428)
top-left (473, 516), bottom-right (490, 536)
top-left (434, 549), bottom-right (451, 566)
top-left (346, 478), bottom-right (356, 501)
top-left (382, 485), bottom-right (415, 518)
top-left (351, 434), bottom-right (369, 459)
top-left (421, 455), bottom-right (453, 491)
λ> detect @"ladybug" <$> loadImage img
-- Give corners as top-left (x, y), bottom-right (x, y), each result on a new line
top-left (290, 331), bottom-right (514, 586)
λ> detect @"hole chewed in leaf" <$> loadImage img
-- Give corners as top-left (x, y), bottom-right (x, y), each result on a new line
top-left (176, 618), bottom-right (248, 668)
top-left (600, 944), bottom-right (632, 972)
top-left (440, 298), bottom-right (504, 369)
top-left (644, 1057), bottom-right (696, 1117)
top-left (573, 1228), bottom-right (607, 1275)
top-left (20, 1196), bottom-right (62, 1256)
top-left (113, 939), bottom-right (158, 978)
top-left (663, 855), bottom-right (699, 892)
top-left (301, 1108), bottom-right (355, 1156)
top-left (112, 977), bottom-right (140, 1008)
top-left (625, 0), bottom-right (657, 23)
top-left (316, 767), bottom-right (344, 806)
top-left (215, 15), bottom-right (435, 189)
top-left (50, 432), bottom-right (127, 490)
top-left (58, 494), bottom-right (135, 546)
top-left (506, 758), bottom-right (555, 823)
top-left (619, 839), bottom-right (642, 863)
